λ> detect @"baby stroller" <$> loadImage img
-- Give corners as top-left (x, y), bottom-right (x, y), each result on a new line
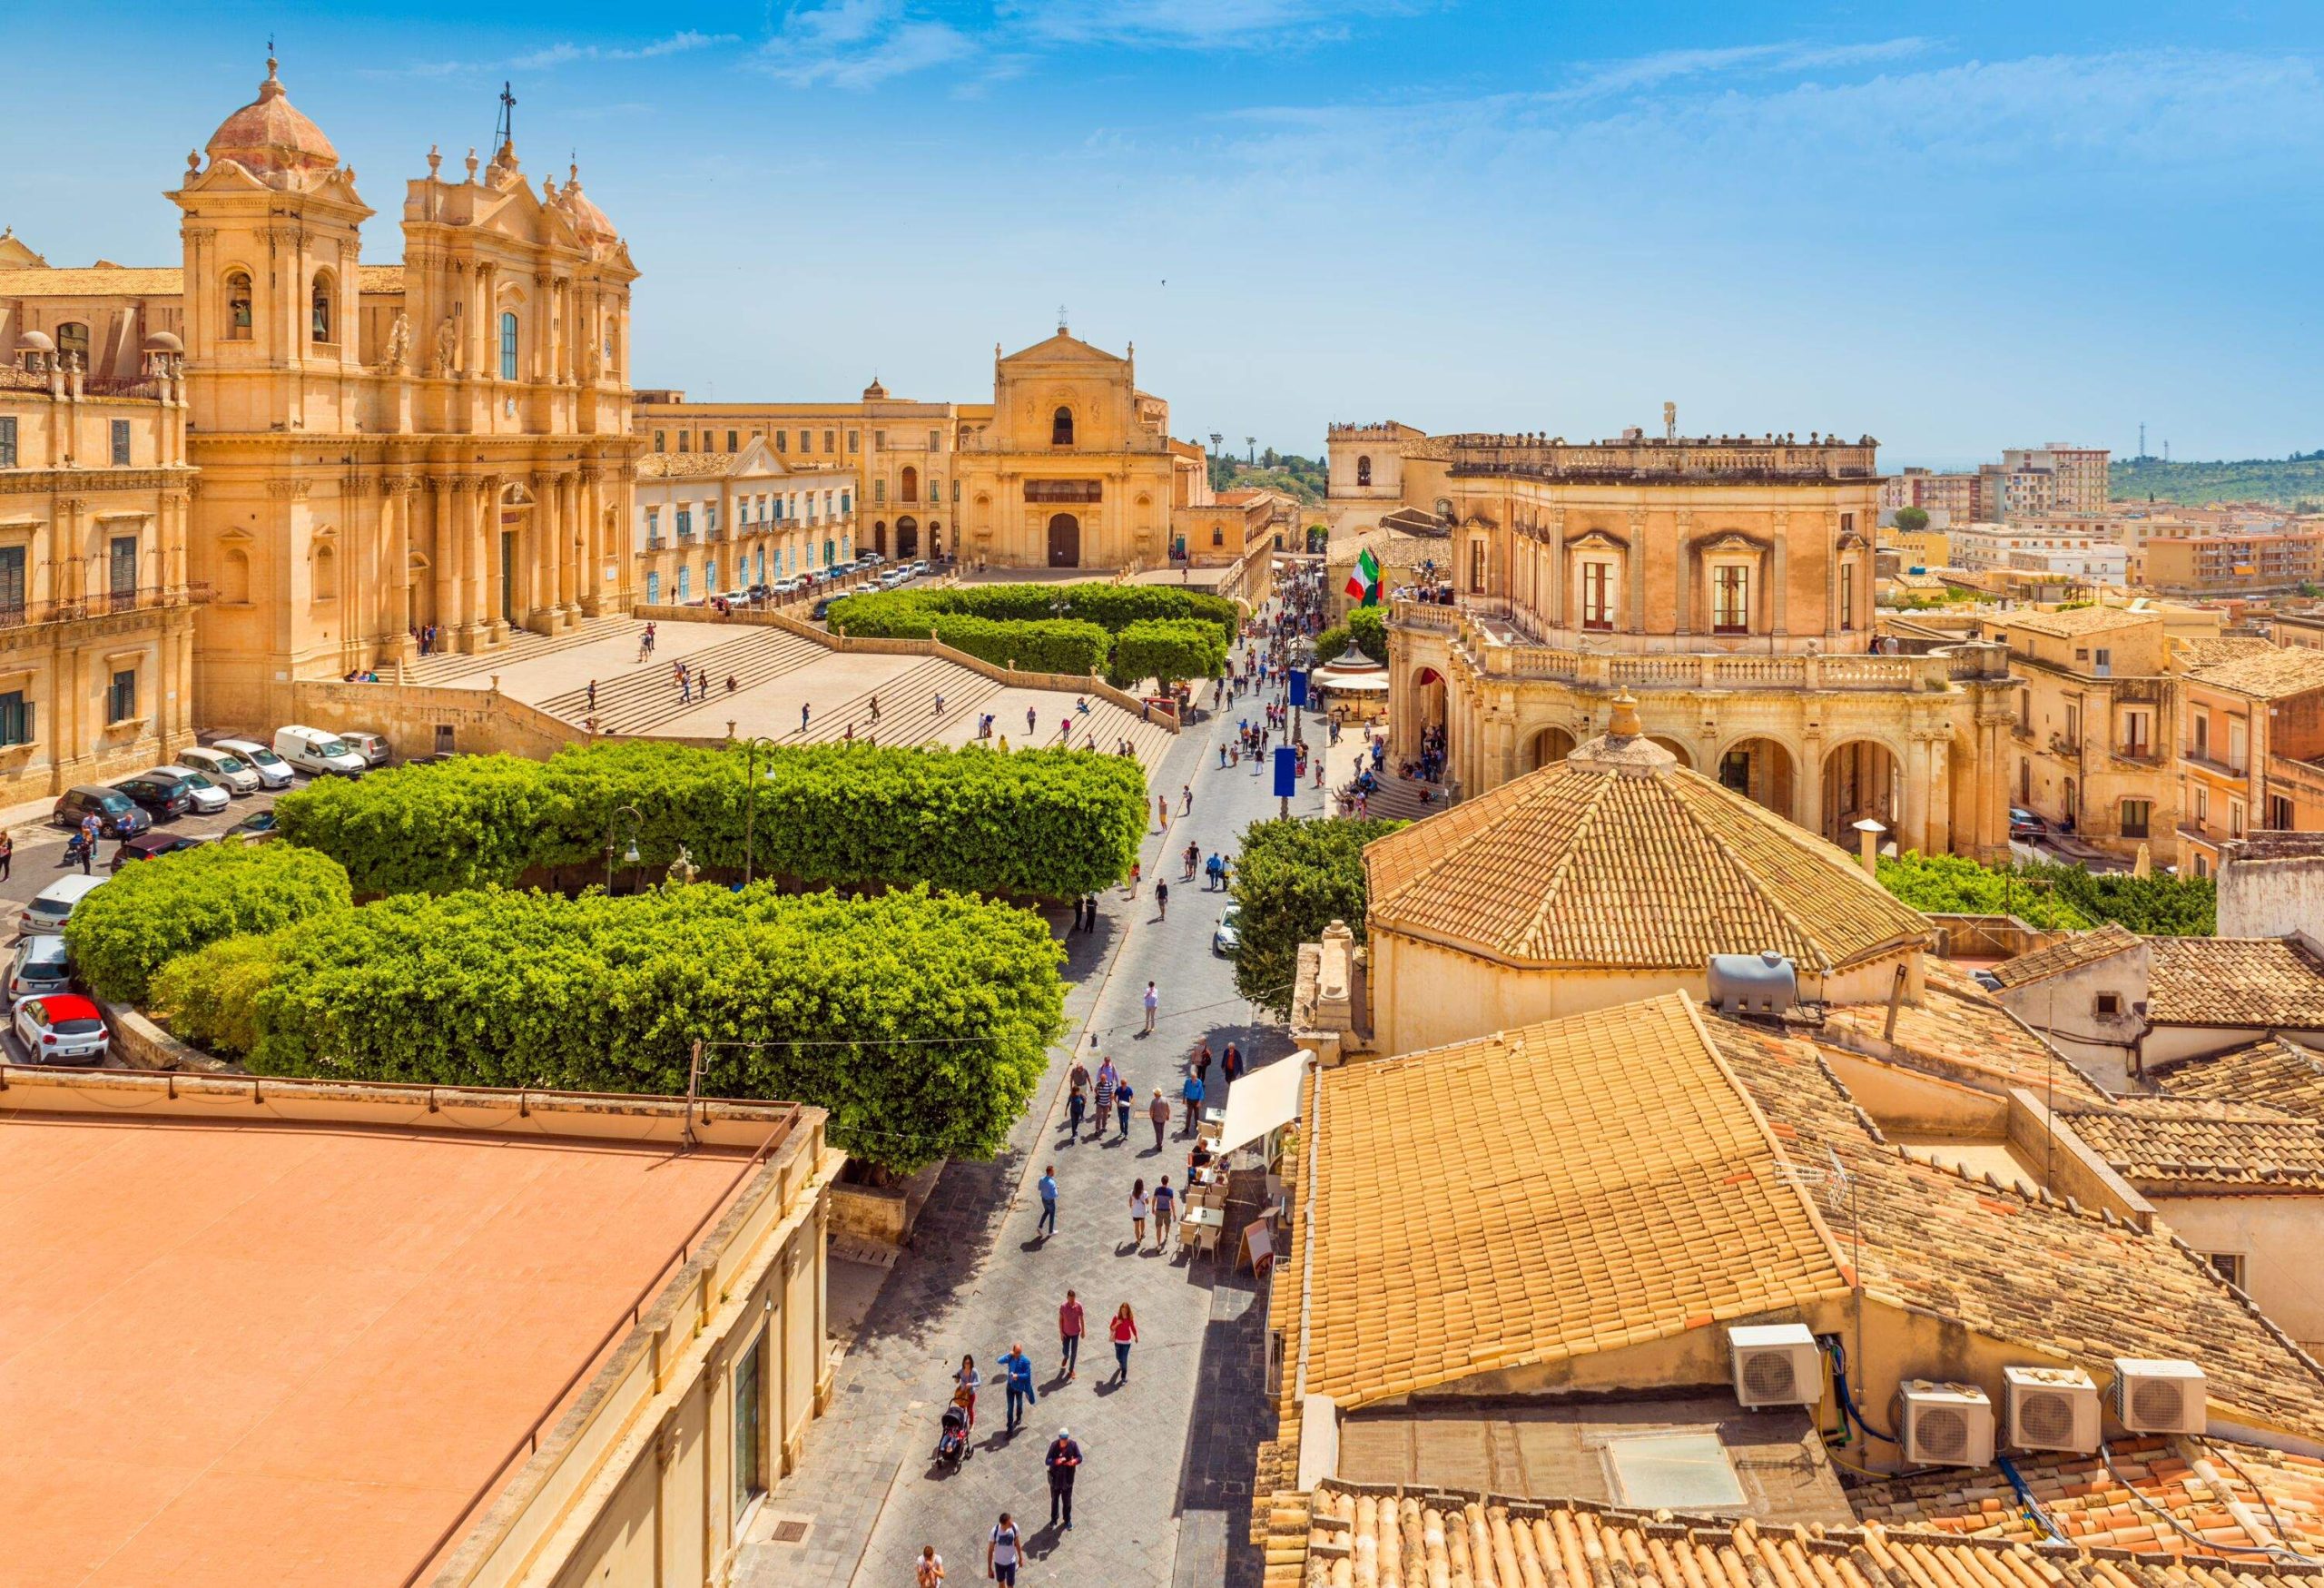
top-left (935, 1401), bottom-right (970, 1467)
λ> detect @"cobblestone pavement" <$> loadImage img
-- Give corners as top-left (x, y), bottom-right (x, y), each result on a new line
top-left (736, 656), bottom-right (1321, 1588)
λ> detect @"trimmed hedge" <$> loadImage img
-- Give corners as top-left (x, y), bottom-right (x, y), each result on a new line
top-left (1876, 852), bottom-right (2217, 935)
top-left (1231, 817), bottom-right (1406, 1015)
top-left (1109, 618), bottom-right (1229, 693)
top-left (830, 600), bottom-right (1109, 676)
top-left (63, 839), bottom-right (352, 1004)
top-left (831, 583), bottom-right (1236, 636)
top-left (152, 884), bottom-right (1066, 1175)
top-left (274, 740), bottom-right (1148, 900)
top-left (827, 583), bottom-right (1236, 686)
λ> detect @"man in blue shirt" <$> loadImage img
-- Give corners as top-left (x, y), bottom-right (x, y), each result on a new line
top-left (1182, 1070), bottom-right (1206, 1137)
top-left (1036, 1165), bottom-right (1058, 1238)
top-left (998, 1342), bottom-right (1038, 1432)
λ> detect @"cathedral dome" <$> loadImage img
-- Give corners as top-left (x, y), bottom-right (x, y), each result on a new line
top-left (559, 168), bottom-right (618, 243)
top-left (204, 57), bottom-right (340, 184)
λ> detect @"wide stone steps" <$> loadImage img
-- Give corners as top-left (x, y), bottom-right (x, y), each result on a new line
top-left (778, 659), bottom-right (970, 745)
top-left (400, 615), bottom-right (641, 686)
top-left (538, 629), bottom-right (829, 735)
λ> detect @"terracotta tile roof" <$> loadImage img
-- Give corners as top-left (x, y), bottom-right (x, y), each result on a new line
top-left (2148, 938), bottom-right (2324, 1028)
top-left (2186, 646), bottom-right (2324, 699)
top-left (0, 263), bottom-right (400, 298)
top-left (1708, 1014), bottom-right (2324, 1438)
top-left (2153, 1038), bottom-right (2324, 1122)
top-left (1265, 1477), bottom-right (2324, 1588)
top-left (1289, 994), bottom-right (1851, 1411)
top-left (1845, 1434), bottom-right (2324, 1559)
top-left (638, 451), bottom-right (750, 479)
top-left (2058, 1098), bottom-right (2324, 1189)
top-left (2002, 607), bottom-right (2162, 638)
top-left (1825, 958), bottom-right (2112, 1102)
top-left (1990, 923), bottom-right (2143, 988)
top-left (2175, 636), bottom-right (2278, 669)
top-left (1363, 757), bottom-right (1931, 974)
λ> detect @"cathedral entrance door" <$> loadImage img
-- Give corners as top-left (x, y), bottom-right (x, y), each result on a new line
top-left (1047, 513), bottom-right (1080, 568)
top-left (896, 518), bottom-right (919, 561)
top-left (500, 531), bottom-right (517, 625)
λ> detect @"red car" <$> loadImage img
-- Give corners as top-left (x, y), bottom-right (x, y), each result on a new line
top-left (110, 833), bottom-right (207, 873)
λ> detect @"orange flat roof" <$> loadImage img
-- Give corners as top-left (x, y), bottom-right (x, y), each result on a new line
top-left (1, 1109), bottom-right (763, 1587)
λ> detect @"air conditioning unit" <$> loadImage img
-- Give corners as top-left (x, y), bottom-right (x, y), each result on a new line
top-left (1728, 1323), bottom-right (1820, 1408)
top-left (2004, 1366), bottom-right (2101, 1453)
top-left (2112, 1358), bottom-right (2207, 1435)
top-left (1900, 1380), bottom-right (1994, 1467)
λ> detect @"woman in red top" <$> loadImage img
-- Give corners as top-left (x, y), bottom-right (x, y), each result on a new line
top-left (1108, 1303), bottom-right (1140, 1384)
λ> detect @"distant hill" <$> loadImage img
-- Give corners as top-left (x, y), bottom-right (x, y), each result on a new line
top-left (1207, 450), bottom-right (1327, 505)
top-left (2109, 455), bottom-right (2324, 510)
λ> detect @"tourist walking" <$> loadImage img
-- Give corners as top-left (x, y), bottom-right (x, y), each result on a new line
top-left (1066, 1060), bottom-right (1089, 1138)
top-left (998, 1342), bottom-right (1038, 1431)
top-left (1147, 1087), bottom-right (1169, 1151)
top-left (1153, 1176), bottom-right (1177, 1248)
top-left (1182, 1069), bottom-right (1206, 1135)
top-left (1058, 1288), bottom-right (1085, 1380)
top-left (1157, 794), bottom-right (1169, 830)
top-left (1046, 1429), bottom-right (1082, 1530)
top-left (1222, 1041), bottom-right (1242, 1083)
top-left (1081, 894), bottom-right (1098, 932)
top-left (1128, 1179), bottom-right (1149, 1248)
top-left (986, 1514), bottom-right (1023, 1585)
top-left (1115, 1082), bottom-right (1134, 1139)
top-left (1036, 1165), bottom-right (1059, 1238)
top-left (802, 703), bottom-right (811, 732)
top-left (916, 1544), bottom-right (945, 1587)
top-left (0, 830), bottom-right (12, 882)
top-left (586, 679), bottom-right (597, 712)
top-left (1181, 783), bottom-right (1193, 815)
top-left (953, 1354), bottom-right (981, 1428)
top-left (1092, 1058), bottom-right (1117, 1135)
top-left (1108, 1304), bottom-right (1140, 1382)
top-left (1143, 980), bottom-right (1158, 1035)
top-left (1155, 879), bottom-right (1168, 920)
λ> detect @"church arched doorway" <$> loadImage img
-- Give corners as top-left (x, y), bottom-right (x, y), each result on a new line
top-left (1523, 725), bottom-right (1576, 771)
top-left (1047, 513), bottom-right (1080, 568)
top-left (872, 521), bottom-right (887, 557)
top-left (896, 518), bottom-right (919, 561)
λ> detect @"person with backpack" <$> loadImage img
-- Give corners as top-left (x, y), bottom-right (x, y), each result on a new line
top-left (1065, 1060), bottom-right (1089, 1139)
top-left (986, 1513), bottom-right (1023, 1584)
top-left (1152, 1175), bottom-right (1177, 1251)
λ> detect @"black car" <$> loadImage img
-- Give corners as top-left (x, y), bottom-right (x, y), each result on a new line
top-left (110, 833), bottom-right (207, 873)
top-left (52, 784), bottom-right (152, 839)
top-left (113, 772), bottom-right (197, 820)
top-left (811, 597), bottom-right (835, 621)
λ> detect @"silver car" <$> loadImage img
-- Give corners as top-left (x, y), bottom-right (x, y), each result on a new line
top-left (1212, 902), bottom-right (1242, 957)
top-left (211, 738), bottom-right (296, 790)
top-left (7, 935), bottom-right (72, 1001)
top-left (152, 764), bottom-right (232, 815)
top-left (178, 745), bottom-right (261, 795)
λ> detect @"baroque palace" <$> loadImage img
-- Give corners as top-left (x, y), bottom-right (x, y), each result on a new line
top-left (0, 56), bottom-right (639, 752)
top-left (1326, 419), bottom-right (2020, 857)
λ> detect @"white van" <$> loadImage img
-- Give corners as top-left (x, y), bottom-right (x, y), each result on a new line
top-left (272, 725), bottom-right (369, 778)
top-left (20, 874), bottom-right (108, 939)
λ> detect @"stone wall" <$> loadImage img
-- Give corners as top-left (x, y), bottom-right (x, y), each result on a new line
top-left (287, 678), bottom-right (586, 763)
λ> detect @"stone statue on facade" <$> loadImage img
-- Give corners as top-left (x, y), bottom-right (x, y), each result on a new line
top-left (431, 316), bottom-right (457, 376)
top-left (384, 312), bottom-right (410, 369)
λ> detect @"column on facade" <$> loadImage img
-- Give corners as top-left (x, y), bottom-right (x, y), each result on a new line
top-left (1824, 512), bottom-right (1839, 641)
top-left (1925, 732), bottom-right (1953, 855)
top-left (556, 472), bottom-right (577, 621)
top-left (578, 467), bottom-right (603, 616)
top-left (432, 478), bottom-right (455, 634)
top-left (390, 480), bottom-right (415, 655)
top-left (1672, 519), bottom-right (1692, 636)
top-left (479, 482), bottom-right (506, 637)
top-left (1771, 528), bottom-right (1789, 637)
top-left (1901, 733), bottom-right (1932, 856)
top-left (1798, 730), bottom-right (1825, 837)
top-left (1545, 516), bottom-right (1565, 628)
top-left (1626, 512), bottom-right (1646, 632)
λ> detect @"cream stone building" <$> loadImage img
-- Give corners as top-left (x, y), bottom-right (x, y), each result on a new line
top-left (633, 435), bottom-right (854, 606)
top-left (0, 57), bottom-right (641, 728)
top-left (0, 336), bottom-right (199, 796)
top-left (633, 323), bottom-right (1224, 572)
top-left (1325, 422), bottom-right (2020, 856)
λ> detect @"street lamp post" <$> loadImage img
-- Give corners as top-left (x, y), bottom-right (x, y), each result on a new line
top-left (605, 804), bottom-right (643, 895)
top-left (740, 736), bottom-right (780, 886)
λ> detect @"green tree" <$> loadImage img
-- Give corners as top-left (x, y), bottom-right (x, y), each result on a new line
top-left (1231, 817), bottom-right (1405, 1014)
top-left (1893, 506), bottom-right (1931, 534)
top-left (1875, 852), bottom-right (2214, 935)
top-left (64, 839), bottom-right (351, 1004)
top-left (1108, 618), bottom-right (1228, 693)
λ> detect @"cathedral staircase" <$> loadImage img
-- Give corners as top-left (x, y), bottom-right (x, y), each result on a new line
top-left (399, 615), bottom-right (641, 686)
top-left (535, 627), bottom-right (830, 735)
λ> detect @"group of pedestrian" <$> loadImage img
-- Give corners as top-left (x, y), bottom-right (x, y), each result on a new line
top-left (1067, 893), bottom-right (1100, 932)
top-left (412, 622), bottom-right (444, 656)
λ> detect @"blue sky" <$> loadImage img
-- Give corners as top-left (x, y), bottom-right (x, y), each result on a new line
top-left (8, 2), bottom-right (2322, 461)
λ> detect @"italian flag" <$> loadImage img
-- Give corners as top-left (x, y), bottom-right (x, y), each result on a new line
top-left (1345, 547), bottom-right (1382, 607)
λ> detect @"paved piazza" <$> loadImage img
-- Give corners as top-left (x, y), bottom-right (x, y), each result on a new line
top-left (733, 654), bottom-right (1326, 1588)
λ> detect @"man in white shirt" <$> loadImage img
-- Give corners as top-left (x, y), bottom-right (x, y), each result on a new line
top-left (986, 1511), bottom-right (1022, 1584)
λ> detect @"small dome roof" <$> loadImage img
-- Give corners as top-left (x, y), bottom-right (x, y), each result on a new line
top-left (17, 330), bottom-right (54, 351)
top-left (204, 57), bottom-right (339, 183)
top-left (143, 330), bottom-right (183, 353)
top-left (558, 168), bottom-right (617, 242)
top-left (862, 377), bottom-right (890, 399)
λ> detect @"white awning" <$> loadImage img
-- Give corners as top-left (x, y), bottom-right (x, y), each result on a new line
top-left (1317, 674), bottom-right (1391, 692)
top-left (1216, 1056), bottom-right (1306, 1156)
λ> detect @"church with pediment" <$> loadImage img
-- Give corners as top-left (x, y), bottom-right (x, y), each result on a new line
top-left (1, 57), bottom-right (641, 725)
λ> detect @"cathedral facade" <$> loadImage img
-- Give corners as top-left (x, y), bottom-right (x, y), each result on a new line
top-left (1, 59), bottom-right (640, 730)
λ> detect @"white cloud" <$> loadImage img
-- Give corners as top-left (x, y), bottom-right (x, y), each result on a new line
top-left (996, 0), bottom-right (1416, 48)
top-left (511, 31), bottom-right (739, 70)
top-left (1548, 36), bottom-right (1932, 101)
top-left (759, 2), bottom-right (973, 89)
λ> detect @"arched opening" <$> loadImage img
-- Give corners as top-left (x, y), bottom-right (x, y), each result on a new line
top-left (1356, 455), bottom-right (1373, 488)
top-left (1717, 737), bottom-right (1797, 822)
top-left (1411, 666), bottom-right (1447, 735)
top-left (223, 273), bottom-right (252, 340)
top-left (1046, 513), bottom-right (1080, 568)
top-left (498, 311), bottom-right (519, 381)
top-left (1647, 735), bottom-right (1694, 769)
top-left (56, 321), bottom-right (90, 369)
top-left (1822, 740), bottom-right (1902, 847)
top-left (312, 543), bottom-right (338, 601)
top-left (1051, 407), bottom-right (1074, 447)
top-left (872, 521), bottom-right (888, 557)
top-left (1523, 725), bottom-right (1576, 771)
top-left (900, 465), bottom-right (919, 504)
top-left (310, 271), bottom-right (334, 344)
top-left (219, 547), bottom-right (251, 605)
top-left (930, 524), bottom-right (944, 558)
top-left (896, 517), bottom-right (919, 560)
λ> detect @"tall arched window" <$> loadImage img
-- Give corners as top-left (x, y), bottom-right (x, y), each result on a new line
top-left (1051, 407), bottom-right (1074, 447)
top-left (900, 466), bottom-right (919, 504)
top-left (498, 311), bottom-right (519, 381)
top-left (310, 271), bottom-right (334, 343)
top-left (56, 322), bottom-right (90, 368)
top-left (224, 273), bottom-right (253, 340)
top-left (1356, 455), bottom-right (1372, 487)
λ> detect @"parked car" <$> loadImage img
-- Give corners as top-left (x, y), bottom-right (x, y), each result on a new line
top-left (111, 833), bottom-right (207, 873)
top-left (272, 725), bottom-right (368, 777)
top-left (20, 874), bottom-right (108, 939)
top-left (52, 784), bottom-right (151, 839)
top-left (810, 597), bottom-right (836, 621)
top-left (859, 552), bottom-right (885, 567)
top-left (113, 771), bottom-right (197, 821)
top-left (15, 992), bottom-right (110, 1064)
top-left (338, 731), bottom-right (391, 767)
top-left (211, 738), bottom-right (296, 790)
top-left (1213, 902), bottom-right (1243, 958)
top-left (226, 809), bottom-right (279, 843)
top-left (7, 935), bottom-right (73, 1002)
top-left (151, 765), bottom-right (231, 815)
top-left (2008, 806), bottom-right (2048, 841)
top-left (177, 745), bottom-right (262, 795)
top-left (910, 560), bottom-right (930, 577)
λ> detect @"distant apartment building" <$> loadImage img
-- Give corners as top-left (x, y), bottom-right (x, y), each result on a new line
top-left (1878, 525), bottom-right (1950, 569)
top-left (2001, 444), bottom-right (2110, 512)
top-left (1880, 466), bottom-right (1982, 522)
top-left (1948, 522), bottom-right (2124, 583)
top-left (2145, 531), bottom-right (2324, 597)
top-left (2177, 646), bottom-right (2324, 875)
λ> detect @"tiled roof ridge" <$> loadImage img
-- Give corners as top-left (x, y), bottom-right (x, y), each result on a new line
top-left (1992, 922), bottom-right (2143, 988)
top-left (1665, 777), bottom-right (1848, 974)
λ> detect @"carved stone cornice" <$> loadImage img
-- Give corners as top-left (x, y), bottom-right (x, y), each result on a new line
top-left (264, 478), bottom-right (312, 500)
top-left (54, 497), bottom-right (84, 515)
